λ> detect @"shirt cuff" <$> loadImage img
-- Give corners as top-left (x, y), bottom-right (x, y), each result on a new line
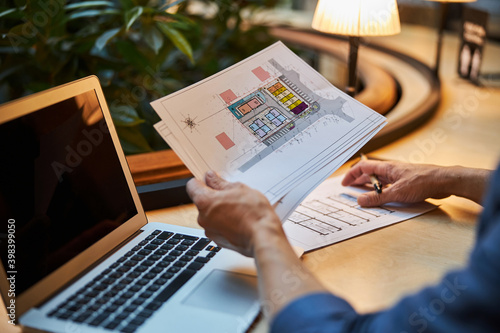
top-left (271, 292), bottom-right (357, 333)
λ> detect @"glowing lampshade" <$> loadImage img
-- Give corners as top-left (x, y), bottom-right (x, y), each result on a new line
top-left (312, 0), bottom-right (401, 96)
top-left (312, 0), bottom-right (401, 37)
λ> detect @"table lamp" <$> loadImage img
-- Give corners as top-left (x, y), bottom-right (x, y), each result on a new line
top-left (312, 0), bottom-right (401, 97)
top-left (425, 0), bottom-right (477, 75)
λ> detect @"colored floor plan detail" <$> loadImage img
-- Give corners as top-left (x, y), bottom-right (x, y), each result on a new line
top-left (267, 81), bottom-right (308, 115)
top-left (228, 58), bottom-right (355, 172)
top-left (227, 78), bottom-right (314, 143)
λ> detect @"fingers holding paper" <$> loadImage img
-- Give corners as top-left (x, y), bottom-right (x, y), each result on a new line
top-left (186, 171), bottom-right (283, 257)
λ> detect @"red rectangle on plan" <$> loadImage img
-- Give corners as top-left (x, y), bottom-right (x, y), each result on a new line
top-left (220, 89), bottom-right (237, 104)
top-left (252, 67), bottom-right (271, 82)
top-left (216, 132), bottom-right (235, 150)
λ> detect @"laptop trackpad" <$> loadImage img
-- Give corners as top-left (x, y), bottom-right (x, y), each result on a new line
top-left (182, 269), bottom-right (258, 316)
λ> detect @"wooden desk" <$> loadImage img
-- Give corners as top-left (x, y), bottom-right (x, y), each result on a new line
top-left (146, 25), bottom-right (500, 332)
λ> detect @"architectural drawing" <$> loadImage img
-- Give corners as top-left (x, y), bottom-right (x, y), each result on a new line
top-left (287, 193), bottom-right (396, 236)
top-left (151, 42), bottom-right (387, 207)
top-left (223, 58), bottom-right (356, 172)
top-left (283, 176), bottom-right (436, 252)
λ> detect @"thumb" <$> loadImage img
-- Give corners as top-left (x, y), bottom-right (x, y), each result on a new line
top-left (186, 178), bottom-right (214, 210)
top-left (357, 188), bottom-right (396, 207)
top-left (205, 170), bottom-right (231, 190)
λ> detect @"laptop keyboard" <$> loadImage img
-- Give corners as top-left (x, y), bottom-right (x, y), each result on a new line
top-left (47, 230), bottom-right (220, 332)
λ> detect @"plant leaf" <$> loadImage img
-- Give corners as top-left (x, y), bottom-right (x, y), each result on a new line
top-left (95, 28), bottom-right (121, 50)
top-left (118, 0), bottom-right (134, 11)
top-left (125, 6), bottom-right (143, 32)
top-left (115, 40), bottom-right (150, 71)
top-left (143, 25), bottom-right (163, 54)
top-left (115, 126), bottom-right (153, 154)
top-left (154, 12), bottom-right (195, 26)
top-left (65, 1), bottom-right (114, 10)
top-left (159, 0), bottom-right (186, 11)
top-left (67, 9), bottom-right (120, 21)
top-left (155, 21), bottom-right (193, 63)
top-left (0, 8), bottom-right (18, 18)
top-left (110, 104), bottom-right (145, 127)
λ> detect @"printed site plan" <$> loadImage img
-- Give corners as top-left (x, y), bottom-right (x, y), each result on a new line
top-left (152, 42), bottom-right (387, 220)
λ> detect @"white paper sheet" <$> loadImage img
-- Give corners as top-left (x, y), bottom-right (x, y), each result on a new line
top-left (151, 41), bottom-right (386, 207)
top-left (274, 125), bottom-right (381, 221)
top-left (283, 176), bottom-right (437, 252)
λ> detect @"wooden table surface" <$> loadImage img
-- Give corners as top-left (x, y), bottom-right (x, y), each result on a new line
top-left (2, 24), bottom-right (499, 333)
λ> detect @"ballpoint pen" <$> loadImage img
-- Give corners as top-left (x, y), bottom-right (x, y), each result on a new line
top-left (360, 153), bottom-right (382, 194)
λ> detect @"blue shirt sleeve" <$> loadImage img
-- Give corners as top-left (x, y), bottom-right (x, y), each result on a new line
top-left (271, 293), bottom-right (358, 333)
top-left (271, 165), bottom-right (500, 333)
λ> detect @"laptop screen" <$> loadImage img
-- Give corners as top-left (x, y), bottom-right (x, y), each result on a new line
top-left (0, 89), bottom-right (137, 295)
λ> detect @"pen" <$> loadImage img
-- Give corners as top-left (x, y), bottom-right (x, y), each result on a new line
top-left (360, 153), bottom-right (382, 194)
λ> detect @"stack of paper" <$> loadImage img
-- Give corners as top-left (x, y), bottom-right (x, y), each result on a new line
top-left (151, 42), bottom-right (386, 221)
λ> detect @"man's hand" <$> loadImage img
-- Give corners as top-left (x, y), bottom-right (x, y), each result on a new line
top-left (186, 171), bottom-right (283, 257)
top-left (187, 171), bottom-right (327, 318)
top-left (342, 160), bottom-right (491, 206)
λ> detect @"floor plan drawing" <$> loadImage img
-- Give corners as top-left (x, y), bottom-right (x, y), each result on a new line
top-left (151, 42), bottom-right (387, 207)
top-left (287, 192), bottom-right (396, 236)
top-left (283, 176), bottom-right (437, 252)
top-left (225, 58), bottom-right (357, 172)
top-left (228, 77), bottom-right (315, 143)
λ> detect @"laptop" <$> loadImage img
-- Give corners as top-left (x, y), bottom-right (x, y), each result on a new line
top-left (0, 76), bottom-right (260, 333)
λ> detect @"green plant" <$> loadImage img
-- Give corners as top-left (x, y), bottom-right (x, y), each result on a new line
top-left (0, 0), bottom-right (278, 154)
top-left (174, 0), bottom-right (280, 82)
